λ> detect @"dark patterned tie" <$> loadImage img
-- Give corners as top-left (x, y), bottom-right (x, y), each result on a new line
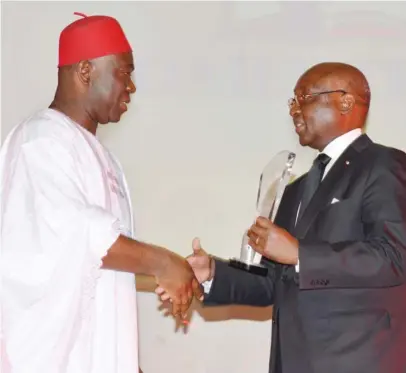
top-left (297, 153), bottom-right (331, 223)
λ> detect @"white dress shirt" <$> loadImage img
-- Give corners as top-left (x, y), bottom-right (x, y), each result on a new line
top-left (203, 128), bottom-right (363, 293)
top-left (319, 128), bottom-right (363, 180)
top-left (295, 128), bottom-right (363, 223)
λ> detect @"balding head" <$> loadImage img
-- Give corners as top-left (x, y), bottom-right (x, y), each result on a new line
top-left (289, 62), bottom-right (371, 151)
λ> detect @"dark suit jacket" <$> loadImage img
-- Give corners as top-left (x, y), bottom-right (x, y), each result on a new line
top-left (204, 135), bottom-right (406, 373)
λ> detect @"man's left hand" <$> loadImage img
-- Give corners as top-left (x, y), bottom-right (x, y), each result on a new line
top-left (247, 217), bottom-right (299, 265)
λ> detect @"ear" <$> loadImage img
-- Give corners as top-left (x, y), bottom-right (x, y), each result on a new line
top-left (76, 60), bottom-right (93, 85)
top-left (339, 93), bottom-right (355, 114)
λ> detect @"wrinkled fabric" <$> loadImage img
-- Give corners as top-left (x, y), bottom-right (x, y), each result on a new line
top-left (0, 108), bottom-right (138, 373)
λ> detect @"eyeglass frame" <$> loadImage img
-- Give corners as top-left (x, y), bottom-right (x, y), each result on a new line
top-left (288, 89), bottom-right (347, 109)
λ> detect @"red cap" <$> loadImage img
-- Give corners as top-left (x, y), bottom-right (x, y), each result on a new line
top-left (58, 12), bottom-right (132, 67)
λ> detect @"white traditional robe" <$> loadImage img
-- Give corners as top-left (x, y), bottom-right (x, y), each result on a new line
top-left (0, 108), bottom-right (139, 373)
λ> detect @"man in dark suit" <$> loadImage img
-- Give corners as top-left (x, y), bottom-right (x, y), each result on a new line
top-left (157, 62), bottom-right (406, 373)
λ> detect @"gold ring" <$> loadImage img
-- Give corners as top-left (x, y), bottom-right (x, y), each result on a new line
top-left (255, 237), bottom-right (260, 245)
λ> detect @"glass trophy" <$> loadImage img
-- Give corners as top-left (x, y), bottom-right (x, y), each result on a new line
top-left (229, 150), bottom-right (296, 276)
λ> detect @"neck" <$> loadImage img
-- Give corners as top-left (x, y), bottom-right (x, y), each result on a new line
top-left (49, 90), bottom-right (98, 135)
top-left (318, 127), bottom-right (362, 152)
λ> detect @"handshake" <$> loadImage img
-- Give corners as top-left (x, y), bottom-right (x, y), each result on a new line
top-left (152, 217), bottom-right (299, 320)
top-left (153, 238), bottom-right (213, 320)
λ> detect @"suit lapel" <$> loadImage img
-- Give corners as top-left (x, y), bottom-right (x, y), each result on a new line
top-left (294, 134), bottom-right (372, 239)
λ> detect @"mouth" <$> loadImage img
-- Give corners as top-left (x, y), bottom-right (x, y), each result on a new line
top-left (120, 100), bottom-right (130, 111)
top-left (294, 121), bottom-right (306, 135)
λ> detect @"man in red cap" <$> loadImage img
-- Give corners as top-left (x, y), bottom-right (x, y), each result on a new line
top-left (0, 13), bottom-right (202, 373)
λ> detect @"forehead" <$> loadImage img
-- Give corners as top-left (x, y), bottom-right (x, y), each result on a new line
top-left (294, 67), bottom-right (344, 95)
top-left (114, 52), bottom-right (135, 70)
top-left (294, 72), bottom-right (328, 95)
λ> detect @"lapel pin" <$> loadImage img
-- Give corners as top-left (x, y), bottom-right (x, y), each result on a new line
top-left (345, 160), bottom-right (350, 165)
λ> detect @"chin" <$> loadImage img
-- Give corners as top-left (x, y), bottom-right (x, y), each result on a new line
top-left (107, 113), bottom-right (123, 124)
top-left (298, 136), bottom-right (310, 147)
top-left (97, 114), bottom-right (111, 125)
top-left (298, 133), bottom-right (316, 148)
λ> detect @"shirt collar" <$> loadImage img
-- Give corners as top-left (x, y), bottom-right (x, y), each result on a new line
top-left (321, 128), bottom-right (362, 161)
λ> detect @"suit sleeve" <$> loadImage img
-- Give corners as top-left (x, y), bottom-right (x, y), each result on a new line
top-left (299, 148), bottom-right (406, 289)
top-left (203, 257), bottom-right (277, 307)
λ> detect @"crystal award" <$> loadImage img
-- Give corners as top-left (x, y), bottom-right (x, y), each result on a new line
top-left (229, 150), bottom-right (296, 276)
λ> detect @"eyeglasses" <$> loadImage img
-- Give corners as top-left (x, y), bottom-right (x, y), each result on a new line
top-left (288, 89), bottom-right (347, 109)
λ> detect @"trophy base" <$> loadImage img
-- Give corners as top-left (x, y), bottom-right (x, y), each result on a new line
top-left (228, 258), bottom-right (268, 276)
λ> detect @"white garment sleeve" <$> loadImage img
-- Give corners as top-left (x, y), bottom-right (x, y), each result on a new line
top-left (1, 136), bottom-right (120, 372)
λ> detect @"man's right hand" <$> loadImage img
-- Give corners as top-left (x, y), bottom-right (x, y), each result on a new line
top-left (102, 235), bottom-right (204, 318)
top-left (155, 238), bottom-right (214, 303)
top-left (154, 250), bottom-right (203, 318)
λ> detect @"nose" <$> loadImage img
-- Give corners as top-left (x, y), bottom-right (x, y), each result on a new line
top-left (127, 78), bottom-right (136, 94)
top-left (289, 102), bottom-right (301, 118)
